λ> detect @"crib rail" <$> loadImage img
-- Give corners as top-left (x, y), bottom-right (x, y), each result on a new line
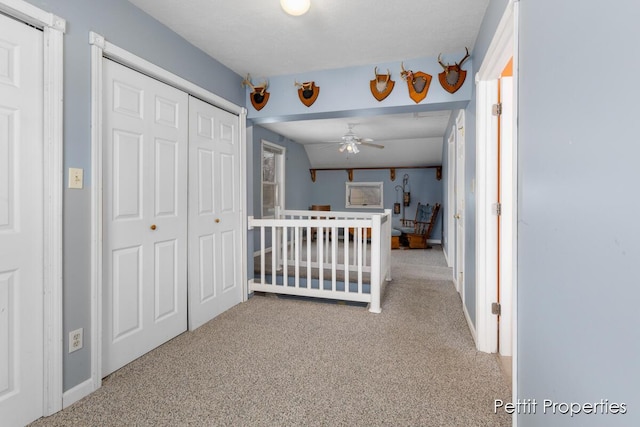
top-left (248, 209), bottom-right (392, 313)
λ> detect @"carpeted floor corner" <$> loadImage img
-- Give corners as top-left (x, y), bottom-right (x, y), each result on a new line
top-left (31, 246), bottom-right (511, 426)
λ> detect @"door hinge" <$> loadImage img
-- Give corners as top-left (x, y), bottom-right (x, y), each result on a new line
top-left (492, 202), bottom-right (502, 216)
top-left (491, 302), bottom-right (501, 316)
top-left (492, 103), bottom-right (502, 116)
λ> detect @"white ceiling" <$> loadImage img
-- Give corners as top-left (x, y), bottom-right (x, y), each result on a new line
top-left (127, 0), bottom-right (489, 167)
top-left (260, 111), bottom-right (452, 168)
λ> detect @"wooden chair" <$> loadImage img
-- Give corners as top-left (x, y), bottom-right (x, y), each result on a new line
top-left (310, 204), bottom-right (331, 240)
top-left (399, 203), bottom-right (441, 249)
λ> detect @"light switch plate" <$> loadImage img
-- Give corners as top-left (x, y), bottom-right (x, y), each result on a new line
top-left (69, 168), bottom-right (83, 189)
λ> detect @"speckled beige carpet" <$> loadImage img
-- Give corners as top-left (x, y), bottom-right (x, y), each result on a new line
top-left (31, 246), bottom-right (511, 426)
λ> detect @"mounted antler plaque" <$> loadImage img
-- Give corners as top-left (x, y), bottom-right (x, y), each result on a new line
top-left (370, 67), bottom-right (395, 101)
top-left (400, 62), bottom-right (432, 103)
top-left (294, 80), bottom-right (320, 107)
top-left (437, 48), bottom-right (470, 94)
top-left (241, 74), bottom-right (270, 111)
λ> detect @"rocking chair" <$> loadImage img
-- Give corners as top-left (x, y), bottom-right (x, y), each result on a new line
top-left (399, 203), bottom-right (441, 249)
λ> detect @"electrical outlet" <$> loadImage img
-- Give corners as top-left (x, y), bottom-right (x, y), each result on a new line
top-left (69, 328), bottom-right (83, 353)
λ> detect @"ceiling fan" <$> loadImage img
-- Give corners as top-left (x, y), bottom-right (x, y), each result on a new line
top-left (334, 124), bottom-right (384, 154)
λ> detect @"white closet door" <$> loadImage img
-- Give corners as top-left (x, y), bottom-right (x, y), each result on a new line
top-left (102, 59), bottom-right (188, 376)
top-left (188, 96), bottom-right (243, 330)
top-left (0, 13), bottom-right (44, 426)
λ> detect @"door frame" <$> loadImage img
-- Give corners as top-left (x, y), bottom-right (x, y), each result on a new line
top-left (455, 111), bottom-right (469, 331)
top-left (446, 128), bottom-right (455, 271)
top-left (475, 0), bottom-right (519, 423)
top-left (0, 0), bottom-right (65, 416)
top-left (89, 32), bottom-right (247, 402)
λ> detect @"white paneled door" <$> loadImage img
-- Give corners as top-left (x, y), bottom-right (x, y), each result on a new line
top-left (0, 13), bottom-right (44, 426)
top-left (188, 97), bottom-right (243, 330)
top-left (103, 59), bottom-right (188, 376)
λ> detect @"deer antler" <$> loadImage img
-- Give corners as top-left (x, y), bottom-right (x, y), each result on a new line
top-left (255, 79), bottom-right (268, 95)
top-left (294, 80), bottom-right (312, 89)
top-left (374, 67), bottom-right (391, 82)
top-left (437, 54), bottom-right (447, 70)
top-left (457, 47), bottom-right (470, 67)
top-left (400, 62), bottom-right (412, 82)
top-left (242, 74), bottom-right (268, 95)
top-left (241, 73), bottom-right (255, 90)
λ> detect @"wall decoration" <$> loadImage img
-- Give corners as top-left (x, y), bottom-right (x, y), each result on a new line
top-left (369, 67), bottom-right (395, 101)
top-left (241, 74), bottom-right (270, 110)
top-left (294, 80), bottom-right (320, 107)
top-left (400, 62), bottom-right (432, 103)
top-left (437, 47), bottom-right (471, 94)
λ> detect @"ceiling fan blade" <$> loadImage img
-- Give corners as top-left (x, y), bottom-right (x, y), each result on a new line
top-left (359, 142), bottom-right (385, 149)
top-left (358, 138), bottom-right (374, 142)
top-left (305, 141), bottom-right (339, 145)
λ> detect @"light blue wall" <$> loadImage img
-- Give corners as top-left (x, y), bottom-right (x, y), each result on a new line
top-left (250, 126), bottom-right (314, 219)
top-left (516, 0), bottom-right (640, 425)
top-left (309, 168), bottom-right (443, 238)
top-left (24, 0), bottom-right (244, 391)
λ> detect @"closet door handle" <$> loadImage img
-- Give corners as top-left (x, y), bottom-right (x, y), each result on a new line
top-left (150, 224), bottom-right (157, 230)
top-left (215, 218), bottom-right (220, 223)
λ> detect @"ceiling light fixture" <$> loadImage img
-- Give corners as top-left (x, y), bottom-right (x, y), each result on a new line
top-left (340, 141), bottom-right (359, 154)
top-left (280, 0), bottom-right (311, 16)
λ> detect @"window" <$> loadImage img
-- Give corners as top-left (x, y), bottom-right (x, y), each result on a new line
top-left (261, 141), bottom-right (285, 217)
top-left (345, 182), bottom-right (383, 209)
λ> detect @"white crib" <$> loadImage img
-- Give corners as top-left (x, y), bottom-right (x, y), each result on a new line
top-left (248, 209), bottom-right (392, 313)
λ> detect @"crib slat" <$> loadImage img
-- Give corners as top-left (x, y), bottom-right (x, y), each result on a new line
top-left (261, 225), bottom-right (266, 286)
top-left (306, 227), bottom-right (311, 288)
top-left (357, 227), bottom-right (363, 294)
top-left (331, 227), bottom-right (337, 291)
top-left (318, 227), bottom-right (324, 289)
top-left (271, 225), bottom-right (276, 286)
top-left (282, 226), bottom-right (288, 287)
top-left (294, 226), bottom-right (300, 288)
top-left (363, 230), bottom-right (368, 268)
top-left (344, 229), bottom-right (349, 293)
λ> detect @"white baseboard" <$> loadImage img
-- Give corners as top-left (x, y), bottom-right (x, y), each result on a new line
top-left (427, 238), bottom-right (442, 245)
top-left (463, 300), bottom-right (477, 346)
top-left (62, 378), bottom-right (95, 409)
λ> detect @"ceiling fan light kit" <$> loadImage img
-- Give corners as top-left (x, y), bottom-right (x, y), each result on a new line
top-left (328, 124), bottom-right (384, 155)
top-left (280, 0), bottom-right (311, 16)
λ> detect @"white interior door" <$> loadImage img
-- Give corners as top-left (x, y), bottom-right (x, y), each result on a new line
top-left (102, 59), bottom-right (188, 376)
top-left (0, 14), bottom-right (44, 426)
top-left (188, 96), bottom-right (243, 330)
top-left (455, 113), bottom-right (466, 300)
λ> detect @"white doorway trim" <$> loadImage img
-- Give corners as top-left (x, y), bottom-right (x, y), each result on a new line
top-left (0, 0), bottom-right (65, 416)
top-left (260, 140), bottom-right (287, 219)
top-left (89, 32), bottom-right (247, 403)
top-left (446, 128), bottom-right (455, 272)
top-left (475, 1), bottom-right (519, 425)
